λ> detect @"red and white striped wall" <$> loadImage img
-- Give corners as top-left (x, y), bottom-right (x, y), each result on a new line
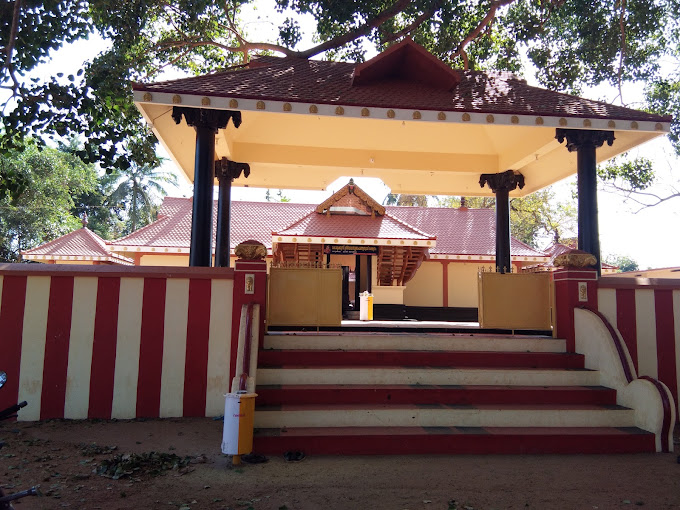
top-left (0, 264), bottom-right (234, 421)
top-left (598, 277), bottom-right (680, 418)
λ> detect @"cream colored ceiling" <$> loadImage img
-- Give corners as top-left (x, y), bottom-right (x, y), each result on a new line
top-left (138, 103), bottom-right (664, 197)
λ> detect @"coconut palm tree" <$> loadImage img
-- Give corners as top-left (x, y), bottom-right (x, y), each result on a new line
top-left (107, 164), bottom-right (178, 233)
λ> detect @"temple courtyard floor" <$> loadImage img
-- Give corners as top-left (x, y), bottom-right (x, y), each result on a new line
top-left (1, 417), bottom-right (679, 510)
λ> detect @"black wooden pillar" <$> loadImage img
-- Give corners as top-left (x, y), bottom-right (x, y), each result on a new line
top-left (479, 170), bottom-right (525, 273)
top-left (556, 129), bottom-right (615, 276)
top-left (172, 107), bottom-right (242, 267)
top-left (215, 158), bottom-right (250, 267)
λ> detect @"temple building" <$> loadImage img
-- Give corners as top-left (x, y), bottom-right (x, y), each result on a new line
top-left (23, 179), bottom-right (563, 320)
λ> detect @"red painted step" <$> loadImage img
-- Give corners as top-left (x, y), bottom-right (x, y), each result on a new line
top-left (255, 384), bottom-right (617, 406)
top-left (258, 350), bottom-right (585, 369)
top-left (253, 426), bottom-right (655, 455)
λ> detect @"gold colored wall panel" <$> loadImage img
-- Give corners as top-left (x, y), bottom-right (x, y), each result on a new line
top-left (478, 272), bottom-right (552, 330)
top-left (268, 267), bottom-right (342, 327)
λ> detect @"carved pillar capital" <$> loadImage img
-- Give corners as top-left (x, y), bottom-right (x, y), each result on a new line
top-left (555, 128), bottom-right (615, 152)
top-left (479, 170), bottom-right (525, 193)
top-left (215, 157), bottom-right (250, 182)
top-left (171, 107), bottom-right (242, 132)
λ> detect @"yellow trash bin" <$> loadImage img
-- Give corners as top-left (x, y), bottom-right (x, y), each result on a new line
top-left (359, 291), bottom-right (374, 321)
top-left (221, 392), bottom-right (257, 456)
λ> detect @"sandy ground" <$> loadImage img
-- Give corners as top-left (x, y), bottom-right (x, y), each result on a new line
top-left (1, 418), bottom-right (679, 510)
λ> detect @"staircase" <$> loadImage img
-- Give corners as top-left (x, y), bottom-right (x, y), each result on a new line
top-left (252, 331), bottom-right (656, 455)
top-left (377, 246), bottom-right (426, 286)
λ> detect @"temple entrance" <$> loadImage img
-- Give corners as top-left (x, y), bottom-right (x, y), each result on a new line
top-left (338, 253), bottom-right (373, 318)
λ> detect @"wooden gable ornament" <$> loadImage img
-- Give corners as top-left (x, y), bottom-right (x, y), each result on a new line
top-left (315, 179), bottom-right (386, 217)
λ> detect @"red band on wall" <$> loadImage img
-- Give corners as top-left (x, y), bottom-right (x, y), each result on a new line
top-left (183, 279), bottom-right (211, 417)
top-left (0, 276), bottom-right (27, 413)
top-left (654, 289), bottom-right (677, 409)
top-left (615, 288), bottom-right (638, 372)
top-left (136, 278), bottom-right (167, 418)
top-left (88, 277), bottom-right (121, 419)
top-left (41, 276), bottom-right (75, 419)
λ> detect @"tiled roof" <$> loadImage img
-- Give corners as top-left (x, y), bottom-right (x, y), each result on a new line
top-left (112, 197), bottom-right (546, 257)
top-left (274, 211), bottom-right (435, 240)
top-left (386, 206), bottom-right (546, 257)
top-left (113, 199), bottom-right (315, 251)
top-left (134, 40), bottom-right (669, 123)
top-left (22, 228), bottom-right (133, 265)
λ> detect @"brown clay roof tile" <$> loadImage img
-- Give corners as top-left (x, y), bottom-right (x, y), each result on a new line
top-left (134, 40), bottom-right (669, 122)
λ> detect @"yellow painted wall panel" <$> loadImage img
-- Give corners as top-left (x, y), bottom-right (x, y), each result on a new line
top-left (111, 278), bottom-right (144, 419)
top-left (268, 267), bottom-right (342, 326)
top-left (160, 279), bottom-right (189, 417)
top-left (64, 277), bottom-right (98, 419)
top-left (403, 261), bottom-right (443, 307)
top-left (478, 272), bottom-right (552, 329)
top-left (635, 289), bottom-right (658, 379)
top-left (205, 279), bottom-right (233, 416)
top-left (448, 263), bottom-right (486, 308)
top-left (17, 276), bottom-right (50, 421)
top-left (140, 254), bottom-right (190, 266)
top-left (597, 288), bottom-right (617, 327)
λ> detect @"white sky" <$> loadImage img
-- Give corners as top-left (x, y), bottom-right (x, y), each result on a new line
top-left (7, 0), bottom-right (680, 269)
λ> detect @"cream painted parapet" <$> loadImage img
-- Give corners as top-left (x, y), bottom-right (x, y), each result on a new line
top-left (574, 308), bottom-right (675, 452)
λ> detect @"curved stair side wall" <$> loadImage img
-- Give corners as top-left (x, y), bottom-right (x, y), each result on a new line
top-left (574, 308), bottom-right (675, 452)
top-left (597, 279), bottom-right (680, 424)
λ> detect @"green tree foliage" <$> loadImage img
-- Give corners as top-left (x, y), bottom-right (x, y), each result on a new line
top-left (265, 189), bottom-right (291, 202)
top-left (2, 0), bottom-right (679, 193)
top-left (0, 141), bottom-right (97, 261)
top-left (71, 169), bottom-right (126, 240)
top-left (383, 193), bottom-right (429, 206)
top-left (106, 164), bottom-right (178, 233)
top-left (605, 254), bottom-right (640, 272)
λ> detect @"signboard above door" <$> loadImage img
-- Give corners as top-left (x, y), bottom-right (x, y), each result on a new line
top-left (327, 245), bottom-right (378, 256)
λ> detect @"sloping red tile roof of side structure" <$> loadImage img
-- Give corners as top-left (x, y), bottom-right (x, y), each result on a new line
top-left (22, 227), bottom-right (134, 264)
top-left (385, 206), bottom-right (546, 257)
top-left (112, 198), bottom-right (546, 258)
top-left (113, 199), bottom-right (316, 250)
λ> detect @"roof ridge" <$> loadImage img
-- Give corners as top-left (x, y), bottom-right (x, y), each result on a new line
top-left (111, 215), bottom-right (170, 244)
top-left (82, 227), bottom-right (113, 252)
top-left (22, 227), bottom-right (108, 256)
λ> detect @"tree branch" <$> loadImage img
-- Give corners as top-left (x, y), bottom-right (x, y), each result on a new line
top-left (381, 1), bottom-right (441, 45)
top-left (601, 181), bottom-right (680, 212)
top-left (450, 0), bottom-right (518, 69)
top-left (616, 0), bottom-right (627, 105)
top-left (2, 0), bottom-right (23, 98)
top-left (4, 0), bottom-right (22, 64)
top-left (157, 38), bottom-right (297, 57)
top-left (296, 0), bottom-right (415, 58)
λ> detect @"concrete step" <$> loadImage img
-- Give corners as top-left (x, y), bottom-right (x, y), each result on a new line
top-left (255, 384), bottom-right (618, 406)
top-left (258, 349), bottom-right (584, 369)
top-left (256, 366), bottom-right (600, 387)
top-left (264, 333), bottom-right (566, 352)
top-left (254, 403), bottom-right (635, 429)
top-left (253, 426), bottom-right (656, 455)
